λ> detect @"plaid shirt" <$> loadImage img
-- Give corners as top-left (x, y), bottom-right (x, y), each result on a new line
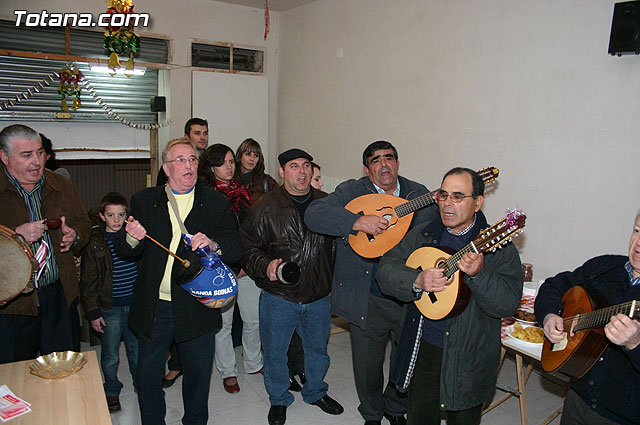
top-left (625, 261), bottom-right (640, 287)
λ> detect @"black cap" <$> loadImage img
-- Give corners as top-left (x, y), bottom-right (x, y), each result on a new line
top-left (278, 148), bottom-right (313, 167)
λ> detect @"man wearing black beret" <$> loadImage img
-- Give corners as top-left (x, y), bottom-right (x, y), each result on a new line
top-left (241, 148), bottom-right (343, 425)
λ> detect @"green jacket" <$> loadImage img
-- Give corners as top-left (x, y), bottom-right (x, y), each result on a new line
top-left (376, 211), bottom-right (523, 411)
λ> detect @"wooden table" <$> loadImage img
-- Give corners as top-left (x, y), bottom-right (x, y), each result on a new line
top-left (482, 334), bottom-right (565, 425)
top-left (0, 350), bottom-right (112, 425)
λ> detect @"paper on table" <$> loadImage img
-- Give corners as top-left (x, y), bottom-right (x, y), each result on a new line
top-left (0, 385), bottom-right (31, 422)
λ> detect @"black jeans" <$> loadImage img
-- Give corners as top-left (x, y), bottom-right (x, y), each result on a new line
top-left (350, 294), bottom-right (407, 421)
top-left (561, 388), bottom-right (620, 425)
top-left (137, 301), bottom-right (215, 425)
top-left (407, 341), bottom-right (482, 425)
top-left (0, 281), bottom-right (73, 364)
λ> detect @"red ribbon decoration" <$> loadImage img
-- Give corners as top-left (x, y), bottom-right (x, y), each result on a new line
top-left (264, 0), bottom-right (270, 41)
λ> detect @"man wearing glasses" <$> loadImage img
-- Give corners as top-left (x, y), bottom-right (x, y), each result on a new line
top-left (116, 138), bottom-right (243, 425)
top-left (156, 118), bottom-right (209, 186)
top-left (305, 141), bottom-right (437, 425)
top-left (376, 167), bottom-right (523, 425)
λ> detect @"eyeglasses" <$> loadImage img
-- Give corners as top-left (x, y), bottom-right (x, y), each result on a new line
top-left (434, 190), bottom-right (475, 203)
top-left (166, 156), bottom-right (198, 165)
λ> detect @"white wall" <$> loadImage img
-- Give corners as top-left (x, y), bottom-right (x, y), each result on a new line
top-left (0, 0), bottom-right (280, 172)
top-left (277, 0), bottom-right (640, 281)
top-left (192, 71), bottom-right (270, 163)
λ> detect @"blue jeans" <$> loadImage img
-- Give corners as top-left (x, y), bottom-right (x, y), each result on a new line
top-left (259, 291), bottom-right (330, 406)
top-left (137, 301), bottom-right (215, 425)
top-left (100, 305), bottom-right (138, 396)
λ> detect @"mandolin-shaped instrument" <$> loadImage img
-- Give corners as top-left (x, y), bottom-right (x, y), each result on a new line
top-left (406, 208), bottom-right (526, 320)
top-left (346, 167), bottom-right (499, 258)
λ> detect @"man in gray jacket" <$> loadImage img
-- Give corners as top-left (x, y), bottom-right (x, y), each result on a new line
top-left (376, 167), bottom-right (523, 425)
top-left (305, 141), bottom-right (437, 425)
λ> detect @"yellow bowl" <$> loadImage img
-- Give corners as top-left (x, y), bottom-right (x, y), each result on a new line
top-left (29, 351), bottom-right (87, 379)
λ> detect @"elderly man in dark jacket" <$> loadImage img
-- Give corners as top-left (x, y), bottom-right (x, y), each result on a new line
top-left (0, 124), bottom-right (90, 364)
top-left (305, 140), bottom-right (437, 425)
top-left (116, 138), bottom-right (242, 425)
top-left (241, 148), bottom-right (342, 425)
top-left (377, 167), bottom-right (522, 425)
top-left (534, 210), bottom-right (640, 425)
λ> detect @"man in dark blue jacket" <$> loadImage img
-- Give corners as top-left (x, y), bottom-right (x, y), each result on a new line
top-left (534, 210), bottom-right (640, 425)
top-left (305, 141), bottom-right (437, 425)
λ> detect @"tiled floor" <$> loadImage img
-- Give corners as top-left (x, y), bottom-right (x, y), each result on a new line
top-left (90, 329), bottom-right (565, 425)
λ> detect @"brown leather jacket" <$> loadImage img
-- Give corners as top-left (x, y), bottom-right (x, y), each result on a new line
top-left (240, 185), bottom-right (335, 304)
top-left (244, 172), bottom-right (278, 204)
top-left (0, 168), bottom-right (91, 316)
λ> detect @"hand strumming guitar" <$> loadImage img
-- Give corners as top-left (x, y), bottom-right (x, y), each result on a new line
top-left (352, 215), bottom-right (389, 236)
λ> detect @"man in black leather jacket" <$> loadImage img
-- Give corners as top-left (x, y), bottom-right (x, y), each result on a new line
top-left (241, 148), bottom-right (342, 425)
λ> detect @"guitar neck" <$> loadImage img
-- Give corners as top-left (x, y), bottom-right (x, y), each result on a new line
top-left (442, 243), bottom-right (477, 278)
top-left (394, 193), bottom-right (436, 218)
top-left (574, 300), bottom-right (640, 332)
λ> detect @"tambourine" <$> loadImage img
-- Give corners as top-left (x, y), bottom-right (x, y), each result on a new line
top-left (0, 224), bottom-right (37, 306)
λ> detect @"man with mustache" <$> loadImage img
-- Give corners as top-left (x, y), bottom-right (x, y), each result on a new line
top-left (305, 141), bottom-right (437, 425)
top-left (241, 148), bottom-right (343, 425)
top-left (0, 124), bottom-right (91, 364)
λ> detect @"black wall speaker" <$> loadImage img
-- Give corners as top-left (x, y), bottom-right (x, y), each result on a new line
top-left (608, 1), bottom-right (640, 56)
top-left (150, 96), bottom-right (166, 112)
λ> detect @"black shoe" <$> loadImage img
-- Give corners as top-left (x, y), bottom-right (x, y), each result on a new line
top-left (364, 421), bottom-right (381, 425)
top-left (162, 370), bottom-right (183, 388)
top-left (289, 376), bottom-right (302, 392)
top-left (106, 395), bottom-right (121, 413)
top-left (268, 405), bottom-right (287, 425)
top-left (311, 395), bottom-right (344, 415)
top-left (383, 412), bottom-right (407, 425)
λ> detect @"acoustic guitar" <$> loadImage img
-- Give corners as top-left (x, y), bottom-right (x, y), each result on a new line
top-left (541, 285), bottom-right (640, 381)
top-left (345, 167), bottom-right (499, 258)
top-left (406, 208), bottom-right (526, 320)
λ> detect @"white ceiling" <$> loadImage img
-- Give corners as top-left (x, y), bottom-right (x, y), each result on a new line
top-left (213, 0), bottom-right (318, 11)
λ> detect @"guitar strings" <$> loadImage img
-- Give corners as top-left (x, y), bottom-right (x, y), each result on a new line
top-left (395, 193), bottom-right (435, 218)
top-left (559, 301), bottom-right (636, 332)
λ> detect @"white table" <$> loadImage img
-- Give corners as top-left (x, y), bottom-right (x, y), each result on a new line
top-left (483, 335), bottom-right (564, 425)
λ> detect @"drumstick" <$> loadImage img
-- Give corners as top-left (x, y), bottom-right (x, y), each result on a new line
top-left (124, 219), bottom-right (190, 268)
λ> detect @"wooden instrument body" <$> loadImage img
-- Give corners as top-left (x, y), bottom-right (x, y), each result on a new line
top-left (346, 193), bottom-right (413, 259)
top-left (541, 286), bottom-right (609, 381)
top-left (0, 224), bottom-right (37, 305)
top-left (406, 246), bottom-right (471, 320)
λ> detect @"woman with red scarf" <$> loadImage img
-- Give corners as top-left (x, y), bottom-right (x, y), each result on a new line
top-left (198, 144), bottom-right (263, 394)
